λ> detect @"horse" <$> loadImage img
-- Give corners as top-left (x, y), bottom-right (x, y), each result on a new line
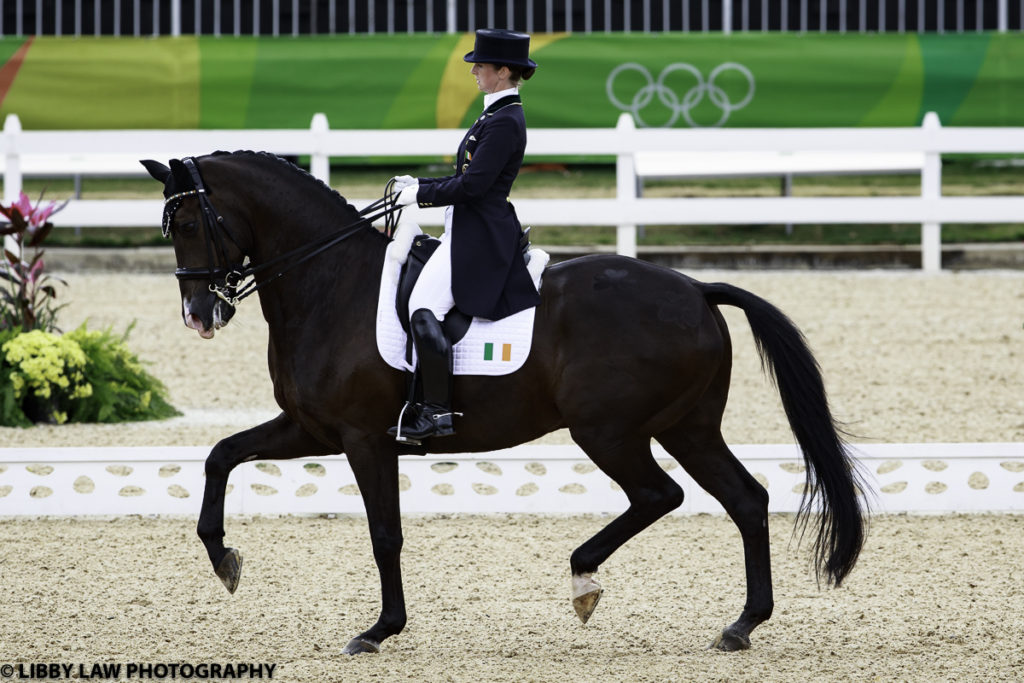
top-left (141, 151), bottom-right (867, 655)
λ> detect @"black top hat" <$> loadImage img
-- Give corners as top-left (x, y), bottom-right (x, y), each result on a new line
top-left (463, 29), bottom-right (538, 69)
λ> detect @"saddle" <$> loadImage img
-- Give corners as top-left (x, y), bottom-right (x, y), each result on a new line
top-left (395, 227), bottom-right (532, 364)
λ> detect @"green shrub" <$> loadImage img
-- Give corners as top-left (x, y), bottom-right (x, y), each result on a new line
top-left (0, 323), bottom-right (179, 427)
top-left (65, 323), bottom-right (179, 424)
top-left (0, 327), bottom-right (30, 426)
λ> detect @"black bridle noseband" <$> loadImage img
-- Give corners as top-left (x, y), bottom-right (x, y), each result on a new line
top-left (163, 157), bottom-right (403, 307)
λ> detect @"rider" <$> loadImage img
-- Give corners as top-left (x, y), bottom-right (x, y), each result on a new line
top-left (389, 28), bottom-right (541, 442)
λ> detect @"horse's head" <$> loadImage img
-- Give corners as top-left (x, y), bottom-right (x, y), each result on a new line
top-left (141, 157), bottom-right (246, 339)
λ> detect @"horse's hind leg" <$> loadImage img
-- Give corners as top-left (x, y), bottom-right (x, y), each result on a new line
top-left (568, 431), bottom-right (684, 623)
top-left (197, 413), bottom-right (334, 593)
top-left (655, 419), bottom-right (773, 651)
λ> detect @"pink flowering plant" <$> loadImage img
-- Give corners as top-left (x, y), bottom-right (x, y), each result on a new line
top-left (0, 191), bottom-right (68, 332)
top-left (0, 193), bottom-right (179, 425)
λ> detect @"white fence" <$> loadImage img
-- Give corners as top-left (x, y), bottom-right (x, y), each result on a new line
top-left (1, 443), bottom-right (1023, 517)
top-left (4, 111), bottom-right (1024, 272)
top-left (7, 0), bottom-right (1018, 36)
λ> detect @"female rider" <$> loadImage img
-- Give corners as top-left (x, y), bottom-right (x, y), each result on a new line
top-left (390, 28), bottom-right (541, 442)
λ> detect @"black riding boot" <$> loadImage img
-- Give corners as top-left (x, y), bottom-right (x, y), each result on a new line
top-left (390, 308), bottom-right (458, 442)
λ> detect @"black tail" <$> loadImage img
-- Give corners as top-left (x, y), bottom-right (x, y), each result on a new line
top-left (701, 281), bottom-right (867, 587)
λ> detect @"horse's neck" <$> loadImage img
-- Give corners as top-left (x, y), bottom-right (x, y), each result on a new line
top-left (254, 220), bottom-right (385, 338)
top-left (232, 165), bottom-right (386, 338)
top-left (250, 192), bottom-right (364, 265)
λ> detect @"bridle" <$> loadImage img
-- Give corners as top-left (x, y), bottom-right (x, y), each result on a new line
top-left (163, 157), bottom-right (403, 307)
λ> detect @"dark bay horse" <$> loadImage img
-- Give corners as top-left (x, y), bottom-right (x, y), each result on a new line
top-left (141, 151), bottom-right (866, 655)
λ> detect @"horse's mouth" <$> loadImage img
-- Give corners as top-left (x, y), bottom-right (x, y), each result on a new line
top-left (185, 313), bottom-right (221, 339)
top-left (183, 297), bottom-right (235, 339)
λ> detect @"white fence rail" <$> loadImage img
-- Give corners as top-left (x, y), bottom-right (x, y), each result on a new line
top-left (1, 443), bottom-right (1023, 517)
top-left (4, 111), bottom-right (1024, 272)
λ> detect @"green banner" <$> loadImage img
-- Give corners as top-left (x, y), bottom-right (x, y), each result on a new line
top-left (1, 33), bottom-right (1022, 130)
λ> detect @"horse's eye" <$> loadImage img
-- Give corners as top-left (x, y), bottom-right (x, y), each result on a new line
top-left (178, 220), bottom-right (199, 236)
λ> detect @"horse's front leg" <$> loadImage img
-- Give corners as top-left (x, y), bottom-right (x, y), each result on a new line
top-left (197, 413), bottom-right (335, 593)
top-left (341, 435), bottom-right (406, 655)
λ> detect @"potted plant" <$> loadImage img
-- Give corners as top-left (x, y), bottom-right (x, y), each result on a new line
top-left (0, 192), bottom-right (178, 426)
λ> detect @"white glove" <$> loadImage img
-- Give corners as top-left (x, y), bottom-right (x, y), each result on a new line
top-left (397, 184), bottom-right (419, 207)
top-left (392, 175), bottom-right (416, 192)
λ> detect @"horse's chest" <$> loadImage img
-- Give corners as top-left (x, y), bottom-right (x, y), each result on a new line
top-left (269, 348), bottom-right (388, 439)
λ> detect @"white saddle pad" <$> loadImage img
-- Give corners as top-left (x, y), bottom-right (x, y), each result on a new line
top-left (375, 223), bottom-right (549, 376)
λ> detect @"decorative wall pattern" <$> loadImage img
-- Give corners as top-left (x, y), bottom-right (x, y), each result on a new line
top-left (0, 443), bottom-right (1021, 517)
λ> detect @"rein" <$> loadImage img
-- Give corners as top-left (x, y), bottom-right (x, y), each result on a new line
top-left (165, 158), bottom-right (403, 306)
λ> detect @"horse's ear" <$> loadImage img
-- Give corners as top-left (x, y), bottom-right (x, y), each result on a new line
top-left (140, 159), bottom-right (171, 183)
top-left (168, 158), bottom-right (193, 191)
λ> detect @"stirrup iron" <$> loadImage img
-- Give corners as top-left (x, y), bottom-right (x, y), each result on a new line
top-left (390, 401), bottom-right (422, 445)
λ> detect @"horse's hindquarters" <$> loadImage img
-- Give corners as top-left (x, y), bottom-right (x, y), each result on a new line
top-left (536, 256), bottom-right (729, 435)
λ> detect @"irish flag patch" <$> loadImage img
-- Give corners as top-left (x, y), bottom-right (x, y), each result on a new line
top-left (483, 342), bottom-right (513, 362)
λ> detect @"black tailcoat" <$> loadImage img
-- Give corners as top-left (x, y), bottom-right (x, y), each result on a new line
top-left (416, 94), bottom-right (541, 321)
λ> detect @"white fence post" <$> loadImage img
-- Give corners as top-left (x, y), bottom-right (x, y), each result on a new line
top-left (446, 0), bottom-right (457, 33)
top-left (2, 114), bottom-right (22, 257)
top-left (3, 113), bottom-right (23, 204)
top-left (171, 0), bottom-right (181, 36)
top-left (309, 112), bottom-right (330, 183)
top-left (921, 111), bottom-right (942, 272)
top-left (615, 113), bottom-right (638, 259)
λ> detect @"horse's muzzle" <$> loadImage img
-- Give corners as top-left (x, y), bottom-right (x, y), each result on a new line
top-left (183, 297), bottom-right (235, 339)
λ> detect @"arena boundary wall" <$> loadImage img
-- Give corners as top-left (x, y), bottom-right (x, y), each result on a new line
top-left (0, 442), bottom-right (1022, 517)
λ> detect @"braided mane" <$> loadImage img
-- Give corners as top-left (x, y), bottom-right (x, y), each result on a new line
top-left (208, 150), bottom-right (382, 237)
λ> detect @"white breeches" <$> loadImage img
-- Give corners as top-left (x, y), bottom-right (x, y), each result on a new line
top-left (408, 207), bottom-right (456, 322)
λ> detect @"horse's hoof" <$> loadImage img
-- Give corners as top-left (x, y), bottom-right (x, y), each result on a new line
top-left (571, 572), bottom-right (603, 624)
top-left (341, 637), bottom-right (380, 655)
top-left (709, 628), bottom-right (751, 652)
top-left (215, 548), bottom-right (243, 595)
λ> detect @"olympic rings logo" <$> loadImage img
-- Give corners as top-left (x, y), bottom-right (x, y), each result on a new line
top-left (606, 62), bottom-right (756, 128)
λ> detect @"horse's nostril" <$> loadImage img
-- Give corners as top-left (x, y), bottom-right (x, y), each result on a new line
top-left (185, 313), bottom-right (205, 331)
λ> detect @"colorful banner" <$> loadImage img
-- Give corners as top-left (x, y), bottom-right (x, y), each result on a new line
top-left (0, 33), bottom-right (1022, 130)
